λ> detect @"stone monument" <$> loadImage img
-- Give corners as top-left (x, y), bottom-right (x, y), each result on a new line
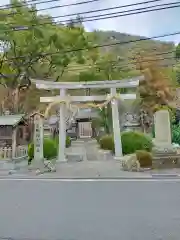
top-left (29, 112), bottom-right (56, 173)
top-left (153, 110), bottom-right (175, 153)
top-left (33, 113), bottom-right (44, 170)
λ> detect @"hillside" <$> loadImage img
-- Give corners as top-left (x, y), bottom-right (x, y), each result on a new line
top-left (64, 30), bottom-right (176, 82)
top-left (95, 30), bottom-right (176, 68)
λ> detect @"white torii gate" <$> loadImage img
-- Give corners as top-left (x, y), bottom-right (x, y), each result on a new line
top-left (31, 76), bottom-right (143, 161)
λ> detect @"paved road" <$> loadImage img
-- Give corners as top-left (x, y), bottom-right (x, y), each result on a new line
top-left (0, 179), bottom-right (180, 240)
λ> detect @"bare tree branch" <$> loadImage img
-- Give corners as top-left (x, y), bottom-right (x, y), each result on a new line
top-left (55, 66), bottom-right (67, 82)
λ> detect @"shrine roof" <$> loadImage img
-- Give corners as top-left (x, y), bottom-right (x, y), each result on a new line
top-left (0, 114), bottom-right (25, 126)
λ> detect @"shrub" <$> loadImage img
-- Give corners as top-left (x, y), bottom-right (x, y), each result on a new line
top-left (99, 135), bottom-right (114, 151)
top-left (172, 124), bottom-right (180, 145)
top-left (54, 136), bottom-right (71, 148)
top-left (152, 124), bottom-right (155, 138)
top-left (121, 131), bottom-right (153, 155)
top-left (96, 132), bottom-right (106, 143)
top-left (152, 122), bottom-right (180, 144)
top-left (99, 131), bottom-right (153, 155)
top-left (96, 135), bottom-right (101, 143)
top-left (28, 138), bottom-right (58, 162)
top-left (66, 136), bottom-right (71, 148)
top-left (136, 150), bottom-right (152, 167)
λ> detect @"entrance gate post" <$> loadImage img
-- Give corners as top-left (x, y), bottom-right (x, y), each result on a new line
top-left (110, 87), bottom-right (123, 159)
top-left (58, 88), bottom-right (67, 162)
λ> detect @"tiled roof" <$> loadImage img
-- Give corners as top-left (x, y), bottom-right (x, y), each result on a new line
top-left (0, 114), bottom-right (25, 126)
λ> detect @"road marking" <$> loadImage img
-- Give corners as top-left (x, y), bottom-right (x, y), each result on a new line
top-left (0, 178), bottom-right (180, 182)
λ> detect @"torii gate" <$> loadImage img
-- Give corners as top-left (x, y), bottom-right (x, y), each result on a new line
top-left (31, 77), bottom-right (143, 161)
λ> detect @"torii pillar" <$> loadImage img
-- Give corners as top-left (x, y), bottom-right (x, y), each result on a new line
top-left (58, 88), bottom-right (67, 162)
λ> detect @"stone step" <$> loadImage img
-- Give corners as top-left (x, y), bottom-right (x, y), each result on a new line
top-left (71, 143), bottom-right (99, 149)
top-left (71, 139), bottom-right (97, 143)
top-left (71, 141), bottom-right (85, 145)
top-left (66, 145), bottom-right (112, 161)
top-left (66, 147), bottom-right (86, 153)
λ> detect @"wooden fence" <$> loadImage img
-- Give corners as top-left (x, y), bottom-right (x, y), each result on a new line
top-left (0, 145), bottom-right (28, 160)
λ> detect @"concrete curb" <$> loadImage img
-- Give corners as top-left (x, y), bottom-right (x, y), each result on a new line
top-left (0, 174), bottom-right (180, 179)
top-left (151, 174), bottom-right (180, 178)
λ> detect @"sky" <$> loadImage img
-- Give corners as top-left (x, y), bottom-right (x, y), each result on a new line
top-left (1, 0), bottom-right (180, 44)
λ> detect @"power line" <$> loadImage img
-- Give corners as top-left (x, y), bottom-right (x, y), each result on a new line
top-left (58, 2), bottom-right (180, 24)
top-left (65, 56), bottom-right (176, 73)
top-left (2, 2), bottom-right (180, 32)
top-left (1, 54), bottom-right (176, 78)
top-left (58, 57), bottom-right (176, 72)
top-left (1, 31), bottom-right (177, 61)
top-left (1, 0), bottom-right (178, 22)
top-left (0, 0), bottom-right (61, 9)
top-left (15, 31), bottom-right (180, 56)
top-left (56, 50), bottom-right (175, 70)
top-left (50, 51), bottom-right (176, 72)
top-left (27, 0), bottom-right (180, 22)
top-left (0, 0), bottom-right (166, 19)
top-left (0, 0), bottom-right (102, 15)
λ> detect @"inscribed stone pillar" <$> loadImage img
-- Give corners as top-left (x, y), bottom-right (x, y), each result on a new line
top-left (110, 88), bottom-right (122, 158)
top-left (34, 114), bottom-right (44, 166)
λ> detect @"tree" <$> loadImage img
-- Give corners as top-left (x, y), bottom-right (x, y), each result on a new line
top-left (136, 53), bottom-right (173, 114)
top-left (0, 0), bottom-right (54, 112)
top-left (0, 0), bottom-right (93, 113)
top-left (176, 43), bottom-right (180, 59)
top-left (78, 68), bottom-right (103, 96)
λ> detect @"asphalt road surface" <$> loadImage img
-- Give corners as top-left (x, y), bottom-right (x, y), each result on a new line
top-left (0, 179), bottom-right (180, 240)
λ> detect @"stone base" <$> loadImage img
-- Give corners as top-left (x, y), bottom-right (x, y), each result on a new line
top-left (152, 142), bottom-right (180, 169)
top-left (29, 159), bottom-right (45, 171)
top-left (114, 156), bottom-right (123, 161)
top-left (97, 150), bottom-right (112, 161)
top-left (29, 161), bottom-right (57, 175)
top-left (152, 145), bottom-right (177, 155)
top-left (28, 159), bottom-right (57, 174)
top-left (152, 158), bottom-right (180, 169)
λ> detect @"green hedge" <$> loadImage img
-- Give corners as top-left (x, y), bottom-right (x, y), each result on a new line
top-left (121, 131), bottom-right (153, 154)
top-left (99, 131), bottom-right (153, 155)
top-left (28, 138), bottom-right (58, 162)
